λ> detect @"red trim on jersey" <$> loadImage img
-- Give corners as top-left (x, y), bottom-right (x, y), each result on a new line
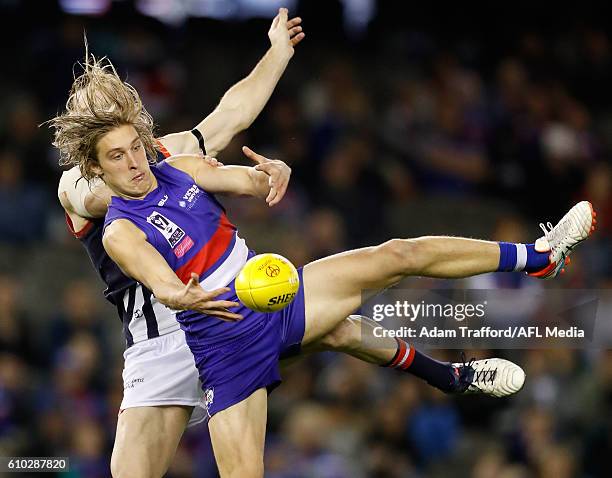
top-left (155, 139), bottom-right (172, 159)
top-left (175, 213), bottom-right (236, 284)
top-left (65, 212), bottom-right (94, 239)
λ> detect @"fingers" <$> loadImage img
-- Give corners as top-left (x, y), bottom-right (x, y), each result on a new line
top-left (242, 145), bottom-right (268, 165)
top-left (291, 32), bottom-right (306, 47)
top-left (253, 161), bottom-right (274, 174)
top-left (204, 286), bottom-right (232, 299)
top-left (278, 7), bottom-right (288, 23)
top-left (288, 26), bottom-right (303, 37)
top-left (188, 272), bottom-right (200, 287)
top-left (206, 309), bottom-right (244, 322)
top-left (286, 16), bottom-right (304, 47)
top-left (268, 177), bottom-right (289, 206)
top-left (266, 180), bottom-right (277, 205)
top-left (207, 299), bottom-right (241, 309)
top-left (286, 17), bottom-right (302, 29)
top-left (263, 171), bottom-right (289, 206)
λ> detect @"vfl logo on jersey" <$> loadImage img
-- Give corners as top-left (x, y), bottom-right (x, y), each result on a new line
top-left (180, 184), bottom-right (203, 209)
top-left (146, 211), bottom-right (186, 248)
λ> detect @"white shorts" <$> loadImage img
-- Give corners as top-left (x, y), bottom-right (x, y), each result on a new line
top-left (120, 329), bottom-right (207, 427)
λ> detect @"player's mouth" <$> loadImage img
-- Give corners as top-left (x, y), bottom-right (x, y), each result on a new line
top-left (132, 172), bottom-right (145, 182)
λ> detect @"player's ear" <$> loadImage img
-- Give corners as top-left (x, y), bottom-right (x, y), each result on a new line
top-left (89, 161), bottom-right (104, 179)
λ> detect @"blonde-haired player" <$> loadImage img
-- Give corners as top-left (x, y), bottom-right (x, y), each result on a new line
top-left (56, 8), bottom-right (304, 478)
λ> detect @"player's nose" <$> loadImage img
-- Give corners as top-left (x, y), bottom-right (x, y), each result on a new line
top-left (126, 152), bottom-right (139, 168)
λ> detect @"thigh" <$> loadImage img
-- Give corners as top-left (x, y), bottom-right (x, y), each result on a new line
top-left (302, 243), bottom-right (404, 345)
top-left (111, 405), bottom-right (192, 478)
top-left (208, 388), bottom-right (268, 478)
top-left (121, 331), bottom-right (206, 427)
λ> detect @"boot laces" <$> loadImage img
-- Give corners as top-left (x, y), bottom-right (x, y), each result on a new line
top-left (458, 352), bottom-right (497, 389)
top-left (539, 217), bottom-right (572, 253)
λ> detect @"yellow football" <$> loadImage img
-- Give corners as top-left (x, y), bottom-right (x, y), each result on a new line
top-left (235, 253), bottom-right (300, 312)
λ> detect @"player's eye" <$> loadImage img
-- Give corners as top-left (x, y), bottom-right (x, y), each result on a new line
top-left (112, 153), bottom-right (123, 161)
top-left (133, 143), bottom-right (142, 151)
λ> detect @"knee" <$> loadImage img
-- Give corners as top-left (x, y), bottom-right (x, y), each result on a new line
top-left (319, 316), bottom-right (361, 352)
top-left (378, 238), bottom-right (425, 276)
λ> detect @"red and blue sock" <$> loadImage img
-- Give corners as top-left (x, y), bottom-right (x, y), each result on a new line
top-left (497, 242), bottom-right (550, 273)
top-left (383, 338), bottom-right (457, 392)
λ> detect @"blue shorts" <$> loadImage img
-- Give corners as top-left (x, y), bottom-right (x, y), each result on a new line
top-left (180, 268), bottom-right (306, 417)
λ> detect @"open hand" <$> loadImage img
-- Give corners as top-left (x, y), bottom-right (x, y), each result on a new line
top-left (178, 273), bottom-right (243, 321)
top-left (242, 146), bottom-right (291, 206)
top-left (268, 7), bottom-right (305, 56)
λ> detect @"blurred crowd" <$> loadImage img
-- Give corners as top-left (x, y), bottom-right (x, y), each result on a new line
top-left (0, 1), bottom-right (611, 477)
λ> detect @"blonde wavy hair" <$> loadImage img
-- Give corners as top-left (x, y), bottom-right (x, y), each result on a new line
top-left (47, 42), bottom-right (157, 180)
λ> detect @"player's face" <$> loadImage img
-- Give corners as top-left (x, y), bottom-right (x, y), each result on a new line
top-left (95, 124), bottom-right (155, 199)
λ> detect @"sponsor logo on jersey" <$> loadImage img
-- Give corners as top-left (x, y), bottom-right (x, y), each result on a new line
top-left (157, 194), bottom-right (168, 206)
top-left (174, 236), bottom-right (195, 258)
top-left (181, 184), bottom-right (203, 209)
top-left (146, 211), bottom-right (186, 248)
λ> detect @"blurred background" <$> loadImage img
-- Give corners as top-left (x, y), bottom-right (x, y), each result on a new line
top-left (0, 0), bottom-right (611, 476)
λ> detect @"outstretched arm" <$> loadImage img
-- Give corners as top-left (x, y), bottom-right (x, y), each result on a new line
top-left (103, 219), bottom-right (243, 321)
top-left (157, 8), bottom-right (305, 157)
top-left (59, 156), bottom-right (224, 220)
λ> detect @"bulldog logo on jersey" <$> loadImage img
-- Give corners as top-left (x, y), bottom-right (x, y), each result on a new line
top-left (204, 387), bottom-right (214, 411)
top-left (146, 211), bottom-right (186, 248)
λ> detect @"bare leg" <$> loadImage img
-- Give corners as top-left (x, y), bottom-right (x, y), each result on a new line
top-left (301, 315), bottom-right (396, 364)
top-left (298, 315), bottom-right (526, 397)
top-left (302, 236), bottom-right (499, 344)
top-left (111, 405), bottom-right (192, 478)
top-left (208, 388), bottom-right (268, 478)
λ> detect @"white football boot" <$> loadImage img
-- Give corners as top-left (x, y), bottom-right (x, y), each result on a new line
top-left (529, 201), bottom-right (596, 279)
top-left (450, 357), bottom-right (526, 397)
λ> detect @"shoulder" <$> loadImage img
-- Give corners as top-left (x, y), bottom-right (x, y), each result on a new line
top-left (164, 154), bottom-right (207, 177)
top-left (103, 218), bottom-right (146, 245)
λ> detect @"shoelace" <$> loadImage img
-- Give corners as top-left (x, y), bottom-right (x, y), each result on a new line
top-left (539, 218), bottom-right (572, 252)
top-left (458, 353), bottom-right (497, 387)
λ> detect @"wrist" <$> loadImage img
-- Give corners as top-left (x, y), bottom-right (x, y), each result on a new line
top-left (269, 43), bottom-right (293, 61)
top-left (153, 285), bottom-right (183, 310)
